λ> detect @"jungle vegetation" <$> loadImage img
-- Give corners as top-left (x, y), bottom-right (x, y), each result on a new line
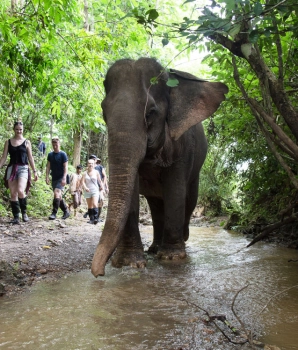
top-left (0, 0), bottom-right (298, 238)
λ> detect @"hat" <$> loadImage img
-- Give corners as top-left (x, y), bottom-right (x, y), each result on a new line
top-left (89, 154), bottom-right (97, 160)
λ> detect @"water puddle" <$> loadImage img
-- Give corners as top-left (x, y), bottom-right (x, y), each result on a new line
top-left (0, 227), bottom-right (298, 349)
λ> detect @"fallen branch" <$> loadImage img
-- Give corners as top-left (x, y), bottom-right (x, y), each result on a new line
top-left (231, 285), bottom-right (252, 344)
top-left (179, 298), bottom-right (248, 345)
top-left (246, 213), bottom-right (298, 248)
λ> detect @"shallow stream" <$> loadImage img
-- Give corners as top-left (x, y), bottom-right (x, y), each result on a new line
top-left (1, 227), bottom-right (298, 349)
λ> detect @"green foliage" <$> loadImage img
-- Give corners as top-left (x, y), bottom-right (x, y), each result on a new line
top-left (199, 119), bottom-right (241, 217)
top-left (135, 0), bottom-right (298, 227)
top-left (1, 0), bottom-right (297, 229)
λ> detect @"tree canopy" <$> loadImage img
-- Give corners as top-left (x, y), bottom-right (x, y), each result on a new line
top-left (1, 0), bottom-right (298, 233)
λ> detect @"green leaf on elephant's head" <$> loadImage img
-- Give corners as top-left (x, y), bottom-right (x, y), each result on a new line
top-left (166, 78), bottom-right (179, 87)
top-left (150, 76), bottom-right (159, 85)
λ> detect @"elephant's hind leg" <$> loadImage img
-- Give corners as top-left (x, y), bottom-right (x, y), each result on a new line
top-left (183, 178), bottom-right (199, 241)
top-left (146, 197), bottom-right (164, 254)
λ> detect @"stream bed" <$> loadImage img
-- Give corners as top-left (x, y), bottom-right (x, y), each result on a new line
top-left (0, 227), bottom-right (298, 349)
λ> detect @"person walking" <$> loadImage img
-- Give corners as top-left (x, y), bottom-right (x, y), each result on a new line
top-left (0, 121), bottom-right (38, 224)
top-left (46, 137), bottom-right (70, 220)
top-left (69, 164), bottom-right (83, 216)
top-left (81, 158), bottom-right (104, 224)
top-left (95, 157), bottom-right (109, 193)
top-left (83, 155), bottom-right (108, 222)
top-left (37, 136), bottom-right (46, 157)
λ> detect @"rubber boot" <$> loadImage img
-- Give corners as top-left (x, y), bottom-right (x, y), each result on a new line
top-left (83, 211), bottom-right (88, 219)
top-left (10, 201), bottom-right (20, 225)
top-left (87, 208), bottom-right (94, 224)
top-left (98, 207), bottom-right (103, 222)
top-left (60, 199), bottom-right (70, 220)
top-left (49, 198), bottom-right (60, 220)
top-left (19, 197), bottom-right (29, 222)
top-left (93, 208), bottom-right (99, 225)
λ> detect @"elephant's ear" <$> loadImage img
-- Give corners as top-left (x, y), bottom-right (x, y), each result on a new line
top-left (167, 69), bottom-right (229, 141)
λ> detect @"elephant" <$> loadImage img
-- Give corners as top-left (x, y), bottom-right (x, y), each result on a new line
top-left (91, 57), bottom-right (228, 277)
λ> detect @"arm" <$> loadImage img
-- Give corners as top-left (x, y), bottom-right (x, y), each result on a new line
top-left (0, 140), bottom-right (9, 169)
top-left (26, 140), bottom-right (38, 181)
top-left (69, 174), bottom-right (76, 193)
top-left (97, 172), bottom-right (104, 191)
top-left (102, 168), bottom-right (109, 193)
top-left (61, 161), bottom-right (68, 186)
top-left (45, 160), bottom-right (51, 185)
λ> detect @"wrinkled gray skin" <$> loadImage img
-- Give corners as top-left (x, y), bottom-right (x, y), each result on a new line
top-left (91, 58), bottom-right (228, 277)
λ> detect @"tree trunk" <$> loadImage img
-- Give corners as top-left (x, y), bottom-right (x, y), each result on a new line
top-left (84, 0), bottom-right (90, 31)
top-left (11, 0), bottom-right (17, 13)
top-left (73, 128), bottom-right (82, 167)
top-left (246, 47), bottom-right (298, 142)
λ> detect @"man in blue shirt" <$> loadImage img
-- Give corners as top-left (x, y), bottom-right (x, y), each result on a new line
top-left (37, 136), bottom-right (46, 157)
top-left (46, 137), bottom-right (70, 220)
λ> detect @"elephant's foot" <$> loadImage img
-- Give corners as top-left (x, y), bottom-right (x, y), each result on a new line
top-left (157, 244), bottom-right (186, 260)
top-left (111, 247), bottom-right (147, 269)
top-left (147, 241), bottom-right (161, 254)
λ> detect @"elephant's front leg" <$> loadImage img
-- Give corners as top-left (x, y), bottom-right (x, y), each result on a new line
top-left (111, 178), bottom-right (146, 269)
top-left (157, 168), bottom-right (187, 260)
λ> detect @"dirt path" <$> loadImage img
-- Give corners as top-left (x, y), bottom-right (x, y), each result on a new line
top-left (0, 211), bottom-right (104, 296)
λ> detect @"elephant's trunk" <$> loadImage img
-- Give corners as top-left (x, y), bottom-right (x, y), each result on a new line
top-left (91, 127), bottom-right (147, 277)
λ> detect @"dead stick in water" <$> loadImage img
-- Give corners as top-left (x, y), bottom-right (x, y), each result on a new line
top-left (179, 298), bottom-right (248, 345)
top-left (231, 284), bottom-right (254, 346)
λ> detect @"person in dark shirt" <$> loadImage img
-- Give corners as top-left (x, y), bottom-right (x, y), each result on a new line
top-left (45, 137), bottom-right (70, 220)
top-left (0, 121), bottom-right (38, 224)
top-left (95, 158), bottom-right (109, 193)
top-left (37, 136), bottom-right (46, 157)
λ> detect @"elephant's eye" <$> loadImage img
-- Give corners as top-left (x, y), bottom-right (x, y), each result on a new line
top-left (146, 107), bottom-right (158, 121)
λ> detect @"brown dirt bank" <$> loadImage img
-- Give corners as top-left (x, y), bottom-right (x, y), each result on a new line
top-left (0, 211), bottom-right (103, 296)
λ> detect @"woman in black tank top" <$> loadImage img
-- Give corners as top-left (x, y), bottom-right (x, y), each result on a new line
top-left (0, 121), bottom-right (38, 224)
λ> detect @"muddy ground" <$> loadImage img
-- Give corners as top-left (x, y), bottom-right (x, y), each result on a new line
top-left (0, 208), bottom-right (102, 296)
top-left (0, 205), bottom-right (227, 297)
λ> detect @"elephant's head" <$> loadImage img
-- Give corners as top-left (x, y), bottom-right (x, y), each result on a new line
top-left (91, 58), bottom-right (228, 276)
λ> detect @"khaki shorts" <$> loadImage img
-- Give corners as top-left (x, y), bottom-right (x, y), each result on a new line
top-left (84, 189), bottom-right (99, 199)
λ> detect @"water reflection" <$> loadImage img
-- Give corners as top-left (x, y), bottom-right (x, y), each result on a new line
top-left (0, 227), bottom-right (298, 350)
